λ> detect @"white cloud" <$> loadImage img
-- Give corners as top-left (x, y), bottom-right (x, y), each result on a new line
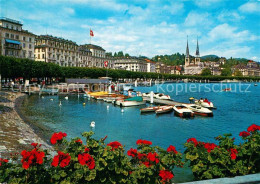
top-left (184, 12), bottom-right (212, 27)
top-left (208, 23), bottom-right (258, 43)
top-left (217, 10), bottom-right (244, 22)
top-left (193, 0), bottom-right (223, 7)
top-left (203, 45), bottom-right (251, 59)
top-left (163, 2), bottom-right (184, 15)
top-left (239, 1), bottom-right (260, 13)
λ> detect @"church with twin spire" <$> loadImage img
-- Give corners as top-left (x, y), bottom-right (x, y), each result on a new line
top-left (184, 36), bottom-right (203, 75)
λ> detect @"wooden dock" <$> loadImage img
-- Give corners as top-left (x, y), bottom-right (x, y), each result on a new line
top-left (143, 97), bottom-right (189, 106)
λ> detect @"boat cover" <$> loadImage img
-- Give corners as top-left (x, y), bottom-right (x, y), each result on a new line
top-left (125, 96), bottom-right (143, 102)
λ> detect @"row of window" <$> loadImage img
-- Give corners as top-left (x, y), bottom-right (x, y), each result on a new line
top-left (4, 23), bottom-right (21, 31)
top-left (5, 50), bottom-right (32, 57)
top-left (5, 33), bottom-right (33, 42)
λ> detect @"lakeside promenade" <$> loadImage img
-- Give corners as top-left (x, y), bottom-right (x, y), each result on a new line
top-left (0, 91), bottom-right (51, 157)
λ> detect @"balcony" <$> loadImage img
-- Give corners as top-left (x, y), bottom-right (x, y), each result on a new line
top-left (4, 43), bottom-right (22, 50)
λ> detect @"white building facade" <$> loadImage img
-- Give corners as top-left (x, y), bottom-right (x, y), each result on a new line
top-left (0, 17), bottom-right (35, 59)
top-left (114, 57), bottom-right (147, 72)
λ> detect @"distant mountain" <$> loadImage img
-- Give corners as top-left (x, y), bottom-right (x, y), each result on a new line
top-left (201, 55), bottom-right (219, 59)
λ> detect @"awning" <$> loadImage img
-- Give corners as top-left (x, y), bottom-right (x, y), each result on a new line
top-left (5, 39), bottom-right (21, 45)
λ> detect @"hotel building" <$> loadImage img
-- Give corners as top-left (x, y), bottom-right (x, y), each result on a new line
top-left (0, 17), bottom-right (35, 59)
top-left (114, 57), bottom-right (147, 72)
top-left (79, 44), bottom-right (114, 69)
top-left (34, 35), bottom-right (79, 67)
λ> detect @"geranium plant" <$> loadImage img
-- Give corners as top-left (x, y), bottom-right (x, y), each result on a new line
top-left (184, 124), bottom-right (260, 180)
top-left (0, 131), bottom-right (182, 184)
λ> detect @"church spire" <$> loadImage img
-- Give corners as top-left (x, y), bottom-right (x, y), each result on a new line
top-left (186, 35), bottom-right (189, 58)
top-left (196, 36), bottom-right (200, 57)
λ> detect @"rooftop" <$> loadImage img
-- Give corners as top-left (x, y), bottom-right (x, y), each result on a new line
top-left (83, 44), bottom-right (105, 51)
top-left (36, 35), bottom-right (78, 45)
top-left (0, 17), bottom-right (22, 26)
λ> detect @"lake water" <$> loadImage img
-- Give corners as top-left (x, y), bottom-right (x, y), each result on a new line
top-left (20, 83), bottom-right (260, 183)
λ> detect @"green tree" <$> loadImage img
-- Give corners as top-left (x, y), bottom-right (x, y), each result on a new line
top-left (117, 51), bottom-right (124, 57)
top-left (221, 68), bottom-right (232, 76)
top-left (234, 69), bottom-right (243, 76)
top-left (201, 68), bottom-right (212, 76)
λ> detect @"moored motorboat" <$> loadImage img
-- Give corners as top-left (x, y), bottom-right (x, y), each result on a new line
top-left (254, 83), bottom-right (258, 86)
top-left (155, 106), bottom-right (173, 114)
top-left (119, 96), bottom-right (146, 107)
top-left (173, 105), bottom-right (194, 118)
top-left (183, 104), bottom-right (213, 117)
top-left (154, 93), bottom-right (171, 100)
top-left (194, 99), bottom-right (215, 109)
top-left (222, 88), bottom-right (231, 92)
top-left (140, 105), bottom-right (169, 113)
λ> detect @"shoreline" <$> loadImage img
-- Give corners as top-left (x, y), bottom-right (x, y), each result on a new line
top-left (0, 91), bottom-right (52, 157)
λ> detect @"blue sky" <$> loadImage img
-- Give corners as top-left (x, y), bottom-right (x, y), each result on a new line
top-left (1, 0), bottom-right (260, 61)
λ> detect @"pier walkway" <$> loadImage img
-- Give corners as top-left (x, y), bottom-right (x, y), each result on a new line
top-left (143, 97), bottom-right (190, 106)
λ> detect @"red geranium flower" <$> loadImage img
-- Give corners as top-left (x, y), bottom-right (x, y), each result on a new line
top-left (229, 148), bottom-right (238, 160)
top-left (167, 145), bottom-right (178, 154)
top-left (127, 148), bottom-right (138, 157)
top-left (0, 158), bottom-right (8, 167)
top-left (107, 141), bottom-right (122, 150)
top-left (159, 170), bottom-right (174, 182)
top-left (141, 152), bottom-right (159, 167)
top-left (136, 139), bottom-right (152, 145)
top-left (137, 153), bottom-right (147, 160)
top-left (78, 153), bottom-right (95, 170)
top-left (50, 132), bottom-right (67, 145)
top-left (147, 152), bottom-right (159, 164)
top-left (84, 147), bottom-right (90, 152)
top-left (51, 151), bottom-right (71, 168)
top-left (75, 139), bottom-right (83, 144)
top-left (239, 131), bottom-right (250, 137)
top-left (204, 143), bottom-right (218, 153)
top-left (247, 124), bottom-right (260, 132)
top-left (143, 161), bottom-right (152, 167)
top-left (187, 138), bottom-right (198, 147)
top-left (21, 149), bottom-right (45, 169)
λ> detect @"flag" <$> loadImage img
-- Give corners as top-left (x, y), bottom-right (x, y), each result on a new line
top-left (90, 29), bottom-right (94, 37)
top-left (104, 61), bottom-right (108, 67)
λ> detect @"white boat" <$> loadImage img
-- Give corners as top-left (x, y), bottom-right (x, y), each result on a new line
top-left (195, 99), bottom-right (215, 109)
top-left (155, 106), bottom-right (173, 114)
top-left (123, 84), bottom-right (133, 91)
top-left (119, 96), bottom-right (146, 107)
top-left (173, 105), bottom-right (194, 118)
top-left (142, 92), bottom-right (151, 97)
top-left (154, 93), bottom-right (171, 100)
top-left (254, 84), bottom-right (258, 86)
top-left (140, 105), bottom-right (168, 113)
top-left (114, 98), bottom-right (124, 106)
top-left (120, 100), bottom-right (146, 107)
top-left (183, 104), bottom-right (213, 117)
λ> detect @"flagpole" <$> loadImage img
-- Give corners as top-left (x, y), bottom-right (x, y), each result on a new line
top-left (90, 28), bottom-right (91, 44)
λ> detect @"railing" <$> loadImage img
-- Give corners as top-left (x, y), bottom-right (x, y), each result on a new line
top-left (4, 44), bottom-right (22, 50)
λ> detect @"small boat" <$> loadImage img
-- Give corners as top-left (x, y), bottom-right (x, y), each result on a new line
top-left (194, 99), bottom-right (215, 109)
top-left (173, 105), bottom-right (194, 118)
top-left (142, 92), bottom-right (151, 97)
top-left (155, 106), bottom-right (173, 114)
top-left (222, 88), bottom-right (231, 92)
top-left (155, 93), bottom-right (171, 100)
top-left (123, 84), bottom-right (133, 91)
top-left (254, 84), bottom-right (258, 86)
top-left (119, 96), bottom-right (146, 107)
top-left (140, 105), bottom-right (168, 113)
top-left (183, 104), bottom-right (213, 117)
